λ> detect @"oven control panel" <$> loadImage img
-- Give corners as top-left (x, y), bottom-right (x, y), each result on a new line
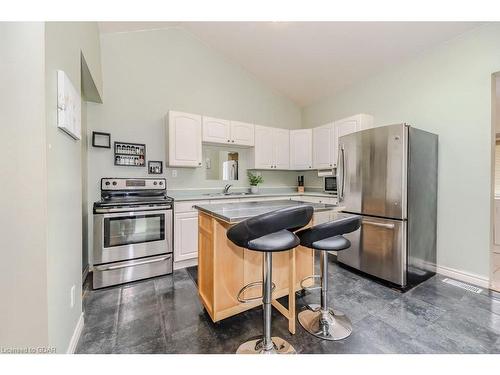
top-left (101, 178), bottom-right (166, 190)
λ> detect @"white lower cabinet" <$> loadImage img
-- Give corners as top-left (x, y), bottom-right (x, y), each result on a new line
top-left (174, 212), bottom-right (199, 263)
top-left (173, 200), bottom-right (208, 266)
top-left (313, 211), bottom-right (332, 225)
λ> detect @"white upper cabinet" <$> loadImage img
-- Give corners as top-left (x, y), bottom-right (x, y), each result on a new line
top-left (167, 111), bottom-right (202, 167)
top-left (313, 123), bottom-right (334, 169)
top-left (290, 129), bottom-right (313, 170)
top-left (273, 127), bottom-right (290, 170)
top-left (202, 117), bottom-right (255, 146)
top-left (254, 125), bottom-right (275, 169)
top-left (202, 116), bottom-right (231, 144)
top-left (253, 125), bottom-right (289, 170)
top-left (333, 114), bottom-right (374, 166)
top-left (230, 121), bottom-right (255, 146)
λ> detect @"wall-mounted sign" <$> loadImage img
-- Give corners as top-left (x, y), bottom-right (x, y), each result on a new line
top-left (57, 70), bottom-right (81, 140)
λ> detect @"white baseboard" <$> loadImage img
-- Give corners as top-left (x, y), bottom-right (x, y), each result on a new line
top-left (173, 258), bottom-right (198, 270)
top-left (66, 312), bottom-right (84, 354)
top-left (436, 265), bottom-right (490, 289)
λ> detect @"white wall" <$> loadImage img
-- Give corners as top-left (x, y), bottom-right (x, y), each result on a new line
top-left (0, 22), bottom-right (49, 350)
top-left (302, 24), bottom-right (500, 279)
top-left (44, 22), bottom-right (102, 353)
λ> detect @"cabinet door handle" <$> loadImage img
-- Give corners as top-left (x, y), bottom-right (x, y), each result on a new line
top-left (231, 140), bottom-right (235, 143)
top-left (227, 139), bottom-right (230, 142)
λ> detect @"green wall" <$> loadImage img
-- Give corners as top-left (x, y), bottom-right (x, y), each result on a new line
top-left (303, 24), bottom-right (500, 279)
top-left (44, 21), bottom-right (102, 352)
top-left (0, 22), bottom-right (49, 350)
top-left (86, 26), bottom-right (303, 265)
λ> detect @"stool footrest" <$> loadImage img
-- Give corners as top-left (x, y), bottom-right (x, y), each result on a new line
top-left (300, 274), bottom-right (321, 291)
top-left (237, 281), bottom-right (276, 303)
top-left (305, 303), bottom-right (321, 312)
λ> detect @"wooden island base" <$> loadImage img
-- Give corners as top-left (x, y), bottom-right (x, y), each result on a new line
top-left (197, 211), bottom-right (314, 334)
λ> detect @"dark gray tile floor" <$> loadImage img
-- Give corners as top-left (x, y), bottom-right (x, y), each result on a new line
top-left (76, 257), bottom-right (500, 354)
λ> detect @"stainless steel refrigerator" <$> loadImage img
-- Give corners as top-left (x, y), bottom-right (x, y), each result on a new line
top-left (336, 123), bottom-right (438, 288)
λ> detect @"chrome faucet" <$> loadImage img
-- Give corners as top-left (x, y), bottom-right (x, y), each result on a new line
top-left (223, 184), bottom-right (232, 194)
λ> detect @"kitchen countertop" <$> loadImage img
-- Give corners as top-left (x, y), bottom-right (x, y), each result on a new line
top-left (193, 199), bottom-right (340, 223)
top-left (169, 190), bottom-right (337, 202)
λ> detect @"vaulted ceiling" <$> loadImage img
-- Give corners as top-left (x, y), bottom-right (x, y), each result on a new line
top-left (99, 22), bottom-right (483, 107)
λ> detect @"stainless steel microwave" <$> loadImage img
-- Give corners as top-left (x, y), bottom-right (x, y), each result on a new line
top-left (324, 176), bottom-right (337, 194)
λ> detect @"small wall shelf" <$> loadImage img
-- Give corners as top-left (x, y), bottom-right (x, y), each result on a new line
top-left (114, 141), bottom-right (146, 167)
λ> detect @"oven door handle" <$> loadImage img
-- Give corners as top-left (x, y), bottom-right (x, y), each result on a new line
top-left (95, 205), bottom-right (172, 213)
top-left (95, 255), bottom-right (172, 271)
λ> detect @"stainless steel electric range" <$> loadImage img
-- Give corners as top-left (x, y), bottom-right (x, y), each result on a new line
top-left (92, 178), bottom-right (173, 289)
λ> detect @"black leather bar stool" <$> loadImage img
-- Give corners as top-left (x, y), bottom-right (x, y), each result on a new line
top-left (296, 214), bottom-right (361, 341)
top-left (227, 205), bottom-right (314, 354)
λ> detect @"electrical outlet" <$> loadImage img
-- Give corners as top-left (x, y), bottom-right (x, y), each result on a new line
top-left (70, 285), bottom-right (75, 308)
top-left (172, 170), bottom-right (177, 178)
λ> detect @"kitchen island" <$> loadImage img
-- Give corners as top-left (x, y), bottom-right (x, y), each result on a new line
top-left (193, 199), bottom-right (342, 334)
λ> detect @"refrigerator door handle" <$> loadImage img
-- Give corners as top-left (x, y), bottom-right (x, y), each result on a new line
top-left (336, 146), bottom-right (342, 199)
top-left (339, 145), bottom-right (345, 199)
top-left (362, 220), bottom-right (395, 229)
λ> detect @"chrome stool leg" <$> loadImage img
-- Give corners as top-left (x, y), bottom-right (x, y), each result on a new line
top-left (298, 251), bottom-right (352, 341)
top-left (236, 252), bottom-right (296, 354)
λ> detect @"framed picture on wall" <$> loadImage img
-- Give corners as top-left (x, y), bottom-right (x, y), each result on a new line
top-left (92, 131), bottom-right (111, 148)
top-left (148, 161), bottom-right (163, 174)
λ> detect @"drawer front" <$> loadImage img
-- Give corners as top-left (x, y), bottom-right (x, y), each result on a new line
top-left (174, 200), bottom-right (209, 213)
top-left (294, 196), bottom-right (336, 204)
top-left (294, 196), bottom-right (322, 203)
top-left (209, 198), bottom-right (240, 204)
top-left (239, 196), bottom-right (286, 202)
top-left (93, 254), bottom-right (172, 289)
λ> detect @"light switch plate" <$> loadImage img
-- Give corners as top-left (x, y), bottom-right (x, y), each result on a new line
top-left (57, 70), bottom-right (81, 140)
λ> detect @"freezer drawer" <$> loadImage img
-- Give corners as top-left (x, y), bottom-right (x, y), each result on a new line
top-left (93, 253), bottom-right (172, 289)
top-left (338, 216), bottom-right (406, 286)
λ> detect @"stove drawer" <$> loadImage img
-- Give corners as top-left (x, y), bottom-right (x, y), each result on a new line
top-left (93, 254), bottom-right (172, 289)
